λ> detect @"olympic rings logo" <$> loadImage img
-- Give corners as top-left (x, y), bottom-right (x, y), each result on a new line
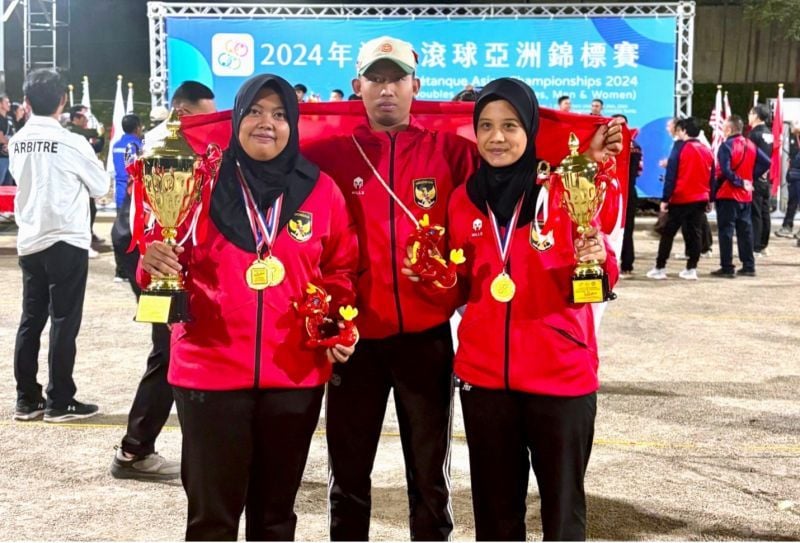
top-left (216, 39), bottom-right (249, 70)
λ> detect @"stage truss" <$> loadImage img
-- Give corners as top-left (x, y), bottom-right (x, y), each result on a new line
top-left (147, 1), bottom-right (695, 116)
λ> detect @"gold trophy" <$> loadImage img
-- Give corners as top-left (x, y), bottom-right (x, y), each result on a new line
top-left (554, 133), bottom-right (612, 304)
top-left (133, 110), bottom-right (211, 323)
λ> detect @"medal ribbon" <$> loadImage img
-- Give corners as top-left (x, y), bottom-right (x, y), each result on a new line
top-left (235, 162), bottom-right (282, 257)
top-left (487, 196), bottom-right (524, 271)
top-left (351, 135), bottom-right (419, 228)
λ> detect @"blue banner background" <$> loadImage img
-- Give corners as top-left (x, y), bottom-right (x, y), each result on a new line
top-left (166, 17), bottom-right (678, 197)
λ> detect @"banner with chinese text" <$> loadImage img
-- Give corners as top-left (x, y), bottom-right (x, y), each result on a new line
top-left (166, 16), bottom-right (676, 197)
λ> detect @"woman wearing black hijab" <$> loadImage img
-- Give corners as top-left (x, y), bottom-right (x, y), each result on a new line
top-left (445, 78), bottom-right (619, 541)
top-left (140, 74), bottom-right (358, 541)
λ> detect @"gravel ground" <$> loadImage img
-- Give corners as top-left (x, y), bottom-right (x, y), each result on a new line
top-left (0, 215), bottom-right (798, 541)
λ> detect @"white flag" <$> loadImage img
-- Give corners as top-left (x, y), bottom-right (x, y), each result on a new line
top-left (710, 86), bottom-right (724, 163)
top-left (80, 76), bottom-right (101, 130)
top-left (106, 76), bottom-right (125, 176)
top-left (126, 82), bottom-right (134, 114)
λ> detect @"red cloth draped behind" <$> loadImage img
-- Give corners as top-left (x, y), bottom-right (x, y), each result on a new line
top-left (180, 101), bottom-right (630, 229)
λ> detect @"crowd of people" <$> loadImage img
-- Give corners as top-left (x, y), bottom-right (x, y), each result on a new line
top-left (642, 103), bottom-right (797, 281)
top-left (4, 32), bottom-right (796, 543)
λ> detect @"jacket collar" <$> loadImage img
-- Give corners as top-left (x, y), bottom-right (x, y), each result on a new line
top-left (353, 115), bottom-right (426, 143)
top-left (27, 114), bottom-right (64, 128)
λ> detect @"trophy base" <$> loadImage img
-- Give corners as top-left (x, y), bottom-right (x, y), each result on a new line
top-left (571, 273), bottom-right (613, 304)
top-left (135, 290), bottom-right (190, 323)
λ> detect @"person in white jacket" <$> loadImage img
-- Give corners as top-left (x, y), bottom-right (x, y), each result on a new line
top-left (10, 68), bottom-right (108, 423)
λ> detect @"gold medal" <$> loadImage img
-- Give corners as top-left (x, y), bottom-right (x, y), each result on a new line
top-left (263, 255), bottom-right (286, 286)
top-left (490, 272), bottom-right (516, 303)
top-left (246, 260), bottom-right (270, 290)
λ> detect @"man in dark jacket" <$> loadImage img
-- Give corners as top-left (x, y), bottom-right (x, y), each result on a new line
top-left (775, 121), bottom-right (800, 239)
top-left (109, 81), bottom-right (216, 481)
top-left (747, 104), bottom-right (774, 256)
top-left (613, 114), bottom-right (642, 275)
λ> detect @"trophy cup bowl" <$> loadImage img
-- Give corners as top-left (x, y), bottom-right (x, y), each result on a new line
top-left (554, 133), bottom-right (611, 304)
top-left (134, 110), bottom-right (204, 323)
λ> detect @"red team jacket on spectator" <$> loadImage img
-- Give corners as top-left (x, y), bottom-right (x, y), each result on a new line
top-left (447, 184), bottom-right (619, 396)
top-left (665, 139), bottom-right (713, 204)
top-left (303, 117), bottom-right (479, 339)
top-left (715, 135), bottom-right (759, 203)
top-left (138, 171), bottom-right (358, 391)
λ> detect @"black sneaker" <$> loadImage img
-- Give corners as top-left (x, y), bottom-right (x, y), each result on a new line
top-left (43, 400), bottom-right (99, 423)
top-left (110, 447), bottom-right (180, 481)
top-left (737, 269), bottom-right (756, 277)
top-left (14, 398), bottom-right (46, 421)
top-left (710, 268), bottom-right (736, 278)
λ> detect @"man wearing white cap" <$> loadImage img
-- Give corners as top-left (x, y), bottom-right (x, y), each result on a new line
top-left (304, 36), bottom-right (478, 540)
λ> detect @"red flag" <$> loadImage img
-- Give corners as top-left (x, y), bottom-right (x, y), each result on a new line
top-left (770, 85), bottom-right (784, 194)
top-left (180, 100), bottom-right (630, 229)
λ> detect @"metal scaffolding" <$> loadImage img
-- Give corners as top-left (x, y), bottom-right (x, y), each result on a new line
top-left (22, 0), bottom-right (70, 76)
top-left (147, 1), bottom-right (695, 115)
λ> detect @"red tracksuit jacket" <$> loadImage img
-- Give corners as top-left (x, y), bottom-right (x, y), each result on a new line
top-left (670, 140), bottom-right (713, 204)
top-left (303, 117), bottom-right (479, 339)
top-left (138, 171), bottom-right (358, 391)
top-left (716, 135), bottom-right (757, 203)
top-left (447, 184), bottom-right (619, 396)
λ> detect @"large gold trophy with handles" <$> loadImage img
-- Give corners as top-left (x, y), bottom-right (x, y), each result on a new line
top-left (132, 110), bottom-right (218, 323)
top-left (554, 133), bottom-right (613, 304)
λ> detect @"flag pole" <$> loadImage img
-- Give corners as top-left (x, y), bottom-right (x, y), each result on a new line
top-left (770, 83), bottom-right (785, 199)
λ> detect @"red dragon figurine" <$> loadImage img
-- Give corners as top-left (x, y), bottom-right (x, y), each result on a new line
top-left (406, 214), bottom-right (466, 289)
top-left (294, 283), bottom-right (359, 349)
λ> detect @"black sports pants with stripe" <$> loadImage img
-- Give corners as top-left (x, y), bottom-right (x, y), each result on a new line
top-left (14, 242), bottom-right (88, 409)
top-left (173, 385), bottom-right (324, 541)
top-left (326, 322), bottom-right (454, 541)
top-left (460, 385), bottom-right (596, 541)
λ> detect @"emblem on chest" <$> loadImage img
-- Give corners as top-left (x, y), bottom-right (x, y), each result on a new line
top-left (288, 211), bottom-right (313, 243)
top-left (413, 178), bottom-right (437, 209)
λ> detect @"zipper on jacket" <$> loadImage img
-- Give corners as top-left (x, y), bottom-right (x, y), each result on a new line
top-left (387, 132), bottom-right (404, 334)
top-left (503, 258), bottom-right (512, 390)
top-left (254, 289), bottom-right (264, 388)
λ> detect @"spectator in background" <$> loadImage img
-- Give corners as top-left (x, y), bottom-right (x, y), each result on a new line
top-left (110, 114), bottom-right (142, 282)
top-left (294, 83), bottom-right (308, 103)
top-left (329, 89), bottom-right (345, 102)
top-left (112, 115), bottom-right (142, 211)
top-left (0, 94), bottom-right (15, 186)
top-left (171, 81), bottom-right (215, 117)
top-left (67, 104), bottom-right (105, 256)
top-left (145, 81), bottom-right (216, 153)
top-left (747, 104), bottom-right (773, 257)
top-left (453, 85), bottom-right (478, 102)
top-left (658, 117), bottom-right (679, 168)
top-left (646, 117), bottom-right (713, 281)
top-left (11, 102), bottom-right (28, 131)
top-left (711, 115), bottom-right (770, 278)
top-left (347, 93), bottom-right (360, 101)
top-left (590, 99), bottom-right (604, 116)
top-left (10, 68), bottom-right (108, 423)
top-left (776, 121), bottom-right (800, 239)
top-left (613, 114), bottom-right (642, 276)
top-left (558, 95), bottom-right (571, 112)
